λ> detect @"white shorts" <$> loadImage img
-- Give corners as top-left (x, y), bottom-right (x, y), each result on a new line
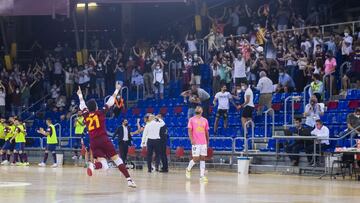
top-left (191, 144), bottom-right (207, 157)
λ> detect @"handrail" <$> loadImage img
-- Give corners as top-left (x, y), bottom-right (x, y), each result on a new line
top-left (339, 62), bottom-right (351, 91)
top-left (121, 86), bottom-right (129, 107)
top-left (104, 95), bottom-right (111, 106)
top-left (243, 120), bottom-right (255, 155)
top-left (53, 123), bottom-right (62, 149)
top-left (19, 93), bottom-right (50, 117)
top-left (264, 108), bottom-right (274, 141)
top-left (69, 113), bottom-right (78, 148)
top-left (168, 60), bottom-right (176, 81)
top-left (26, 136), bottom-right (44, 149)
top-left (303, 84), bottom-right (311, 111)
top-left (136, 85), bottom-right (145, 102)
top-left (198, 39), bottom-right (205, 58)
top-left (323, 73), bottom-right (333, 100)
top-left (284, 96), bottom-right (302, 127)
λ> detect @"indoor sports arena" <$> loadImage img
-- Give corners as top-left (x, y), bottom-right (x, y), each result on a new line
top-left (0, 0), bottom-right (360, 202)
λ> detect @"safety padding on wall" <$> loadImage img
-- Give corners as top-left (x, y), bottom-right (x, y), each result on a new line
top-left (76, 51), bottom-right (83, 65)
top-left (4, 55), bottom-right (12, 70)
top-left (195, 15), bottom-right (202, 32)
top-left (10, 43), bottom-right (17, 59)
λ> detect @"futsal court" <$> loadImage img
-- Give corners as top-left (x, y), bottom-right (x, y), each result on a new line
top-left (1, 166), bottom-right (360, 203)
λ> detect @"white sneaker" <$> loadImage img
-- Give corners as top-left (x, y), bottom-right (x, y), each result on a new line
top-left (127, 180), bottom-right (137, 188)
top-left (200, 176), bottom-right (208, 183)
top-left (38, 162), bottom-right (46, 167)
top-left (51, 163), bottom-right (58, 168)
top-left (1, 160), bottom-right (9, 165)
top-left (185, 169), bottom-right (191, 179)
top-left (87, 162), bottom-right (94, 176)
top-left (72, 156), bottom-right (78, 160)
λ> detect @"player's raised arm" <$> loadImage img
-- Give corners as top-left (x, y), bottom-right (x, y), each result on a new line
top-left (77, 86), bottom-right (88, 111)
top-left (105, 82), bottom-right (122, 108)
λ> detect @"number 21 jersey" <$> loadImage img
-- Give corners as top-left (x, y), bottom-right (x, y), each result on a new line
top-left (83, 110), bottom-right (107, 139)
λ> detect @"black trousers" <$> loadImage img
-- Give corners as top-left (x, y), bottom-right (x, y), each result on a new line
top-left (118, 141), bottom-right (129, 164)
top-left (285, 141), bottom-right (310, 162)
top-left (305, 143), bottom-right (329, 163)
top-left (155, 140), bottom-right (168, 171)
top-left (147, 139), bottom-right (161, 172)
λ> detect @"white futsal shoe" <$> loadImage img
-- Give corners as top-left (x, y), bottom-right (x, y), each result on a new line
top-left (87, 162), bottom-right (94, 176)
top-left (200, 176), bottom-right (208, 183)
top-left (38, 162), bottom-right (46, 167)
top-left (127, 179), bottom-right (137, 188)
top-left (1, 160), bottom-right (9, 165)
top-left (185, 169), bottom-right (191, 179)
top-left (51, 163), bottom-right (58, 168)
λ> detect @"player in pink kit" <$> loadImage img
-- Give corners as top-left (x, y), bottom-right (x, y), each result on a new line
top-left (77, 82), bottom-right (136, 188)
top-left (186, 106), bottom-right (210, 182)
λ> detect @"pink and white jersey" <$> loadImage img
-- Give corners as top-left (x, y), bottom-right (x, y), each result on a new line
top-left (187, 116), bottom-right (209, 145)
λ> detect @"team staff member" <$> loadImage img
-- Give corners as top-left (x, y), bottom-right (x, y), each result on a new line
top-left (11, 118), bottom-right (29, 166)
top-left (37, 118), bottom-right (58, 168)
top-left (156, 114), bottom-right (169, 173)
top-left (141, 114), bottom-right (165, 173)
top-left (237, 81), bottom-right (255, 130)
top-left (73, 111), bottom-right (86, 160)
top-left (186, 106), bottom-right (210, 182)
top-left (113, 119), bottom-right (132, 164)
top-left (306, 119), bottom-right (330, 166)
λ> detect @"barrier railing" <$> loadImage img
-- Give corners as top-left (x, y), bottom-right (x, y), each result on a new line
top-left (339, 61), bottom-right (352, 91)
top-left (20, 93), bottom-right (50, 120)
top-left (244, 120), bottom-right (255, 155)
top-left (168, 60), bottom-right (177, 81)
top-left (323, 73), bottom-right (333, 100)
top-left (26, 136), bottom-right (44, 149)
top-left (264, 108), bottom-right (274, 141)
top-left (303, 84), bottom-right (311, 111)
top-left (121, 86), bottom-right (129, 107)
top-left (136, 85), bottom-right (145, 102)
top-left (284, 96), bottom-right (301, 127)
top-left (69, 113), bottom-right (78, 148)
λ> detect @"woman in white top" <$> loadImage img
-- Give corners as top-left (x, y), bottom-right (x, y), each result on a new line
top-left (152, 60), bottom-right (164, 100)
top-left (237, 81), bottom-right (254, 129)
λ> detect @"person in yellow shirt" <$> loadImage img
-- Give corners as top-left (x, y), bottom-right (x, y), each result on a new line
top-left (0, 118), bottom-right (5, 148)
top-left (10, 118), bottom-right (28, 166)
top-left (1, 117), bottom-right (16, 165)
top-left (73, 111), bottom-right (86, 160)
top-left (37, 118), bottom-right (58, 168)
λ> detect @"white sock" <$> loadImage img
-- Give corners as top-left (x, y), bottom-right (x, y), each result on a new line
top-left (100, 159), bottom-right (109, 170)
top-left (113, 157), bottom-right (124, 166)
top-left (187, 160), bottom-right (195, 171)
top-left (200, 161), bottom-right (205, 177)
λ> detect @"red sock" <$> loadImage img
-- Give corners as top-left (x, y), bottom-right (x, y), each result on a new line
top-left (94, 162), bottom-right (102, 169)
top-left (118, 164), bottom-right (130, 178)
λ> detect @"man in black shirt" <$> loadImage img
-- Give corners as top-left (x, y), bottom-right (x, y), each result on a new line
top-left (143, 58), bottom-right (154, 98)
top-left (285, 117), bottom-right (312, 166)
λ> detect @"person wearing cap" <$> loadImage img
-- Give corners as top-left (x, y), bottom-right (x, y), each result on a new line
top-left (256, 71), bottom-right (273, 116)
top-left (141, 114), bottom-right (165, 173)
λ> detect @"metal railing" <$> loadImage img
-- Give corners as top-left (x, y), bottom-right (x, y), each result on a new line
top-left (264, 108), bottom-right (274, 141)
top-left (69, 113), bottom-right (78, 148)
top-left (20, 93), bottom-right (50, 119)
top-left (26, 136), bottom-right (44, 149)
top-left (323, 73), bottom-right (333, 100)
top-left (303, 84), bottom-right (311, 111)
top-left (243, 120), bottom-right (255, 155)
top-left (198, 39), bottom-right (205, 59)
top-left (121, 86), bottom-right (129, 107)
top-left (339, 61), bottom-right (352, 91)
top-left (284, 96), bottom-right (301, 127)
top-left (168, 60), bottom-right (177, 81)
top-left (136, 85), bottom-right (145, 102)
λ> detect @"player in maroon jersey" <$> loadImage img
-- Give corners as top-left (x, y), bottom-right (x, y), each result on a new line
top-left (77, 82), bottom-right (136, 188)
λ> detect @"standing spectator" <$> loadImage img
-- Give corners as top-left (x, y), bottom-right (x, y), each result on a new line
top-left (303, 95), bottom-right (324, 128)
top-left (309, 74), bottom-right (324, 102)
top-left (211, 56), bottom-right (220, 95)
top-left (185, 106), bottom-right (209, 183)
top-left (11, 86), bottom-right (22, 117)
top-left (256, 71), bottom-right (273, 116)
top-left (185, 34), bottom-right (197, 54)
top-left (305, 119), bottom-right (330, 166)
top-left (114, 62), bottom-right (126, 86)
top-left (21, 81), bottom-right (35, 110)
top-left (213, 85), bottom-right (236, 134)
top-left (192, 85), bottom-right (211, 119)
top-left (190, 54), bottom-right (204, 86)
top-left (64, 67), bottom-right (75, 98)
top-left (324, 51), bottom-right (337, 95)
top-left (237, 81), bottom-right (254, 130)
top-left (218, 59), bottom-right (232, 90)
top-left (181, 88), bottom-right (201, 119)
top-left (0, 83), bottom-right (5, 117)
top-left (143, 58), bottom-right (154, 98)
top-left (112, 119), bottom-right (132, 164)
top-left (341, 28), bottom-right (353, 62)
top-left (342, 46), bottom-right (360, 92)
top-left (141, 114), bottom-right (165, 173)
top-left (53, 59), bottom-right (63, 85)
top-left (231, 51), bottom-right (247, 87)
top-left (277, 68), bottom-right (295, 93)
top-left (152, 60), bottom-right (165, 100)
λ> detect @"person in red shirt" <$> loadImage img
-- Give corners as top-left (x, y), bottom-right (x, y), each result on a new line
top-left (77, 82), bottom-right (136, 188)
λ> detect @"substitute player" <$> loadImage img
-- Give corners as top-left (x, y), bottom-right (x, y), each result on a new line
top-left (186, 106), bottom-right (210, 182)
top-left (0, 118), bottom-right (5, 153)
top-left (77, 82), bottom-right (136, 188)
top-left (37, 118), bottom-right (58, 168)
top-left (1, 117), bottom-right (16, 165)
top-left (11, 118), bottom-right (29, 166)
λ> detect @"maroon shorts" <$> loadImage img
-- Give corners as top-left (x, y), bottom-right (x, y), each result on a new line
top-left (90, 136), bottom-right (117, 159)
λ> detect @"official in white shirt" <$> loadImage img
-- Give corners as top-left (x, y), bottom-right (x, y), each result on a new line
top-left (256, 71), bottom-right (273, 116)
top-left (305, 119), bottom-right (330, 165)
top-left (141, 114), bottom-right (165, 173)
top-left (237, 81), bottom-right (254, 130)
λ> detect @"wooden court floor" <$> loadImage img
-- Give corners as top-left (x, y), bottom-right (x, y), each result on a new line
top-left (0, 165), bottom-right (360, 203)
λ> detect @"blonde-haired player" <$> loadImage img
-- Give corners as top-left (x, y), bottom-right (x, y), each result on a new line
top-left (186, 106), bottom-right (210, 182)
